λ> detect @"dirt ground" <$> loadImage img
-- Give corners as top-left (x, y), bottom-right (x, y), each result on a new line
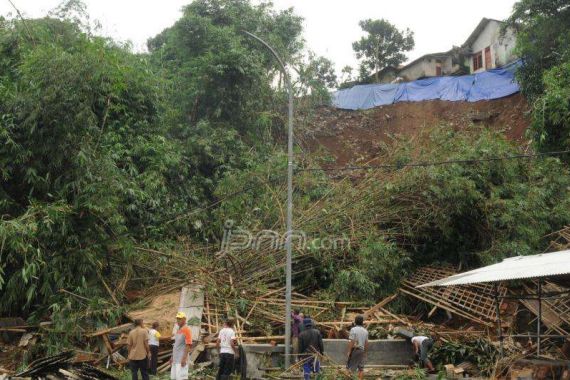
top-left (301, 94), bottom-right (530, 167)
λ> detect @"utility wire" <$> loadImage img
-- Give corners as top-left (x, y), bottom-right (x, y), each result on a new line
top-left (158, 149), bottom-right (570, 223)
top-left (297, 149), bottom-right (570, 172)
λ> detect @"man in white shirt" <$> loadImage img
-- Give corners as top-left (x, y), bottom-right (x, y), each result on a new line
top-left (411, 335), bottom-right (435, 372)
top-left (216, 319), bottom-right (238, 380)
top-left (346, 315), bottom-right (368, 380)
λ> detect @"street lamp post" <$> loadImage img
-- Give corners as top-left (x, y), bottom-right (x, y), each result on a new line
top-left (241, 31), bottom-right (294, 369)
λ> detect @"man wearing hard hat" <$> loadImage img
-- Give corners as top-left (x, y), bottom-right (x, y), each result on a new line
top-left (170, 312), bottom-right (192, 380)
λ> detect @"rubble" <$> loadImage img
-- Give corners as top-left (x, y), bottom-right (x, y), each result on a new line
top-left (9, 352), bottom-right (118, 380)
top-left (400, 265), bottom-right (515, 327)
top-left (5, 256), bottom-right (570, 379)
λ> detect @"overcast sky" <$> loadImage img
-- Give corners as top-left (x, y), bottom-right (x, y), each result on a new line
top-left (1, 0), bottom-right (517, 73)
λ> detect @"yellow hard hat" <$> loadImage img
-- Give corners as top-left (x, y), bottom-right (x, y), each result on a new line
top-left (176, 311), bottom-right (187, 319)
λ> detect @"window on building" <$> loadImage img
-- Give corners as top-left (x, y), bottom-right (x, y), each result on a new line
top-left (484, 47), bottom-right (492, 69)
top-left (473, 51), bottom-right (483, 71)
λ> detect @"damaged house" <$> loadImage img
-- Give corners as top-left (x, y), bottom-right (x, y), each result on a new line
top-left (375, 18), bottom-right (518, 83)
top-left (463, 18), bottom-right (517, 73)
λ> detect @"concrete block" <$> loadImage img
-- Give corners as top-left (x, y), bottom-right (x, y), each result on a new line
top-left (323, 339), bottom-right (414, 365)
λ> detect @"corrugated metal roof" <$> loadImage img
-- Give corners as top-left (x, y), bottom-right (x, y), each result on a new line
top-left (418, 250), bottom-right (570, 287)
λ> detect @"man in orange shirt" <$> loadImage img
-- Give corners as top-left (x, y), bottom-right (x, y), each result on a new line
top-left (127, 319), bottom-right (150, 380)
top-left (170, 312), bottom-right (192, 380)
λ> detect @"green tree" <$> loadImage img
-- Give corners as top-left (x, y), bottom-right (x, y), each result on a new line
top-left (352, 19), bottom-right (414, 82)
top-left (0, 0), bottom-right (307, 323)
top-left (338, 65), bottom-right (355, 88)
top-left (507, 0), bottom-right (570, 155)
top-left (529, 61), bottom-right (570, 153)
top-left (507, 0), bottom-right (570, 99)
top-left (296, 52), bottom-right (337, 105)
top-left (0, 16), bottom-right (187, 319)
top-left (147, 0), bottom-right (304, 138)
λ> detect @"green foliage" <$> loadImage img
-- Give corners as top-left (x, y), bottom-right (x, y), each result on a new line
top-left (507, 0), bottom-right (570, 100)
top-left (529, 61), bottom-right (570, 154)
top-left (331, 238), bottom-right (410, 301)
top-left (0, 0), bottom-right (306, 323)
top-left (2, 0), bottom-right (570, 349)
top-left (508, 0), bottom-right (570, 154)
top-left (338, 65), bottom-right (358, 89)
top-left (296, 52), bottom-right (337, 105)
top-left (331, 268), bottom-right (377, 301)
top-left (147, 0), bottom-right (304, 138)
top-left (431, 337), bottom-right (499, 376)
top-left (0, 17), bottom-right (165, 316)
top-left (352, 19), bottom-right (414, 82)
top-left (380, 129), bottom-right (570, 266)
top-left (209, 125), bottom-right (570, 302)
top-left (394, 368), bottom-right (428, 380)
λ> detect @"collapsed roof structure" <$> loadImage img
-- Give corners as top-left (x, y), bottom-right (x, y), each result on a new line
top-left (418, 249), bottom-right (570, 356)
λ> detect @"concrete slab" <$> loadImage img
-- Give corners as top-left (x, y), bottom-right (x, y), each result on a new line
top-left (230, 339), bottom-right (414, 378)
top-left (324, 339), bottom-right (414, 365)
top-left (178, 285), bottom-right (203, 342)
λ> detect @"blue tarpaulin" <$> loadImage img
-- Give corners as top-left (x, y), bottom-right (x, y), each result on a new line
top-left (332, 61), bottom-right (521, 110)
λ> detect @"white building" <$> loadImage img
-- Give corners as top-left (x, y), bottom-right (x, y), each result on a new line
top-left (462, 18), bottom-right (517, 73)
top-left (373, 17), bottom-right (518, 83)
top-left (398, 52), bottom-right (458, 82)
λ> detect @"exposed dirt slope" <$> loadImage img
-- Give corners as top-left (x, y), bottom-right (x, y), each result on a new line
top-left (301, 94), bottom-right (530, 167)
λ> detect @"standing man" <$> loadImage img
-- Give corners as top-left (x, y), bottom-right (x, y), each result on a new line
top-left (411, 335), bottom-right (435, 372)
top-left (216, 319), bottom-right (238, 380)
top-left (128, 319), bottom-right (150, 380)
top-left (346, 315), bottom-right (368, 380)
top-left (148, 321), bottom-right (161, 375)
top-left (298, 317), bottom-right (323, 380)
top-left (291, 309), bottom-right (302, 363)
top-left (170, 312), bottom-right (192, 380)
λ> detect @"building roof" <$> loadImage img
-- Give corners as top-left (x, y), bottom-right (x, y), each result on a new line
top-left (399, 51), bottom-right (452, 72)
top-left (463, 18), bottom-right (504, 48)
top-left (418, 250), bottom-right (570, 287)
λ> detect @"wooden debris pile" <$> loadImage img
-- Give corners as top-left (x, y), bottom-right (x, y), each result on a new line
top-left (520, 281), bottom-right (570, 336)
top-left (10, 351), bottom-right (118, 380)
top-left (400, 265), bottom-right (509, 327)
top-left (202, 288), bottom-right (411, 341)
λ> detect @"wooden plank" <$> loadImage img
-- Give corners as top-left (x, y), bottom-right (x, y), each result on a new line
top-left (399, 286), bottom-right (492, 327)
top-left (363, 294), bottom-right (398, 319)
top-left (521, 298), bottom-right (569, 335)
top-left (86, 323), bottom-right (132, 338)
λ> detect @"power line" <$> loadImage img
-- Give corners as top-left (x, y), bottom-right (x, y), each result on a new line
top-left (296, 149), bottom-right (570, 172)
top-left (163, 172), bottom-right (288, 225)
top-left (155, 149), bottom-right (570, 224)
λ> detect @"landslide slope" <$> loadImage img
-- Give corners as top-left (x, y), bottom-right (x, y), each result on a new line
top-left (301, 94), bottom-right (530, 167)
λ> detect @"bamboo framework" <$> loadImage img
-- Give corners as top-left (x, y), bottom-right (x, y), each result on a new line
top-left (400, 266), bottom-right (507, 326)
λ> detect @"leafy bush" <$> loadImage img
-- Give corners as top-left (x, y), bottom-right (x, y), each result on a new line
top-left (530, 61), bottom-right (570, 154)
top-left (431, 337), bottom-right (500, 376)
